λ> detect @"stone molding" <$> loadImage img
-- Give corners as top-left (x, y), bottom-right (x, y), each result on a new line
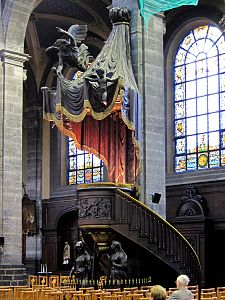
top-left (0, 49), bottom-right (30, 66)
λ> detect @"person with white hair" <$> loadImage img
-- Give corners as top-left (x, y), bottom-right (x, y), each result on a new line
top-left (168, 274), bottom-right (194, 300)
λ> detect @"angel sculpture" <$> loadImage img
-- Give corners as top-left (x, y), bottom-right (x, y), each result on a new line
top-left (46, 24), bottom-right (89, 73)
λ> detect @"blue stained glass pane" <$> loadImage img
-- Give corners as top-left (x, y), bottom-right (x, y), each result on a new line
top-left (198, 153), bottom-right (208, 169)
top-left (175, 84), bottom-right (185, 101)
top-left (175, 156), bottom-right (186, 172)
top-left (217, 36), bottom-right (225, 54)
top-left (92, 156), bottom-right (101, 167)
top-left (85, 154), bottom-right (92, 168)
top-left (194, 25), bottom-right (208, 39)
top-left (186, 98), bottom-right (196, 117)
top-left (187, 154), bottom-right (197, 170)
top-left (175, 66), bottom-right (185, 83)
top-left (187, 135), bottom-right (196, 153)
top-left (204, 39), bottom-right (214, 54)
top-left (219, 55), bottom-right (225, 73)
top-left (221, 132), bottom-right (225, 148)
top-left (175, 48), bottom-right (186, 66)
top-left (186, 62), bottom-right (195, 81)
top-left (85, 169), bottom-right (92, 183)
top-left (77, 170), bottom-right (84, 184)
top-left (208, 57), bottom-right (218, 75)
top-left (221, 150), bottom-right (225, 166)
top-left (186, 81), bottom-right (196, 98)
top-left (175, 119), bottom-right (185, 136)
top-left (209, 113), bottom-right (219, 131)
top-left (208, 94), bottom-right (219, 113)
top-left (209, 132), bottom-right (219, 150)
top-left (93, 168), bottom-right (101, 182)
top-left (69, 141), bottom-right (76, 156)
top-left (196, 40), bottom-right (206, 54)
top-left (197, 96), bottom-right (207, 115)
top-left (189, 43), bottom-right (199, 56)
top-left (186, 52), bottom-right (196, 63)
top-left (221, 111), bottom-right (225, 129)
top-left (196, 59), bottom-right (207, 78)
top-left (197, 114), bottom-right (207, 133)
top-left (221, 93), bottom-right (225, 110)
top-left (69, 172), bottom-right (76, 185)
top-left (176, 138), bottom-right (186, 154)
top-left (77, 155), bottom-right (84, 169)
top-left (207, 26), bottom-right (221, 42)
top-left (175, 101), bottom-right (185, 119)
top-left (207, 45), bottom-right (218, 58)
top-left (180, 32), bottom-right (195, 51)
top-left (220, 73), bottom-right (225, 91)
top-left (197, 78), bottom-right (207, 97)
top-left (209, 151), bottom-right (220, 167)
top-left (187, 117), bottom-right (196, 135)
top-left (198, 134), bottom-right (208, 152)
top-left (69, 157), bottom-right (76, 170)
top-left (208, 75), bottom-right (219, 94)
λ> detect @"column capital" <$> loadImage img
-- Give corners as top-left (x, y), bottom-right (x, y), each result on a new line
top-left (0, 49), bottom-right (30, 66)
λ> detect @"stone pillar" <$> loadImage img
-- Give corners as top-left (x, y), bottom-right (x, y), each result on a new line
top-left (23, 106), bottom-right (43, 274)
top-left (0, 49), bottom-right (29, 264)
top-left (112, 1), bottom-right (166, 217)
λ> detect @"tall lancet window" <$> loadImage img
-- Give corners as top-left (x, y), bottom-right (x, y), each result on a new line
top-left (174, 25), bottom-right (225, 172)
top-left (68, 138), bottom-right (104, 185)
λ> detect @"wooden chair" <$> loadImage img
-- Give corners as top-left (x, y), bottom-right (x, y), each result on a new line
top-left (49, 275), bottom-right (60, 288)
top-left (14, 286), bottom-right (33, 300)
top-left (44, 290), bottom-right (63, 300)
top-left (217, 287), bottom-right (225, 300)
top-left (103, 295), bottom-right (123, 300)
top-left (126, 293), bottom-right (144, 300)
top-left (92, 291), bottom-right (111, 300)
top-left (123, 288), bottom-right (138, 293)
top-left (60, 275), bottom-right (71, 287)
top-left (17, 290), bottom-right (39, 300)
top-left (39, 275), bottom-right (49, 286)
top-left (28, 275), bottom-right (38, 287)
top-left (0, 288), bottom-right (13, 300)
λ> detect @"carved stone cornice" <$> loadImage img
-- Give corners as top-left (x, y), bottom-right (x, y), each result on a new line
top-left (0, 49), bottom-right (30, 66)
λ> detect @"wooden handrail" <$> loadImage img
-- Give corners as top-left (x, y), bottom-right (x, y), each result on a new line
top-left (113, 189), bottom-right (202, 285)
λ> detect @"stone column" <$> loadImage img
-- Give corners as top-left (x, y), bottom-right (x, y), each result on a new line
top-left (0, 49), bottom-right (29, 264)
top-left (112, 1), bottom-right (166, 217)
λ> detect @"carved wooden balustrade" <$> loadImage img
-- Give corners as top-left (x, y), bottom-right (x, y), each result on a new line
top-left (77, 183), bottom-right (201, 285)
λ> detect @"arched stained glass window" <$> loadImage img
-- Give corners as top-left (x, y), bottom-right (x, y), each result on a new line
top-left (68, 138), bottom-right (104, 184)
top-left (174, 25), bottom-right (225, 172)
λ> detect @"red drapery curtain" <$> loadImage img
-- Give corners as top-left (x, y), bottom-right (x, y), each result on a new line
top-left (62, 113), bottom-right (139, 184)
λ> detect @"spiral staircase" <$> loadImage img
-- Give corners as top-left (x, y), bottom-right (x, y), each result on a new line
top-left (77, 183), bottom-right (202, 286)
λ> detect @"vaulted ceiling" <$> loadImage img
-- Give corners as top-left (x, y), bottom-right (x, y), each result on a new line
top-left (27, 0), bottom-right (112, 58)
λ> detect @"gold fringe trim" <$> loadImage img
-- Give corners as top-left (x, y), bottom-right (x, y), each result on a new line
top-left (58, 125), bottom-right (109, 168)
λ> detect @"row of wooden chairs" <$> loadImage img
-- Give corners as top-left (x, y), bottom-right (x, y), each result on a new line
top-left (0, 284), bottom-right (153, 300)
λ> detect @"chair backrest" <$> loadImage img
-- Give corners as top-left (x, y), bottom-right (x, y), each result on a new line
top-left (44, 291), bottom-right (63, 300)
top-left (28, 275), bottom-right (38, 287)
top-left (49, 276), bottom-right (60, 288)
top-left (39, 275), bottom-right (48, 286)
top-left (18, 290), bottom-right (39, 300)
top-left (0, 288), bottom-right (13, 300)
top-left (60, 275), bottom-right (71, 287)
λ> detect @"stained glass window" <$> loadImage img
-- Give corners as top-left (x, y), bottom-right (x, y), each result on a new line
top-left (174, 25), bottom-right (225, 172)
top-left (68, 138), bottom-right (104, 185)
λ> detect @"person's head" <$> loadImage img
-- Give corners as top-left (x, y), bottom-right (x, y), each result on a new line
top-left (176, 274), bottom-right (190, 288)
top-left (151, 285), bottom-right (167, 300)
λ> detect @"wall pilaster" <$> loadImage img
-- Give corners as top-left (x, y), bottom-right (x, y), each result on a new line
top-left (0, 49), bottom-right (29, 264)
